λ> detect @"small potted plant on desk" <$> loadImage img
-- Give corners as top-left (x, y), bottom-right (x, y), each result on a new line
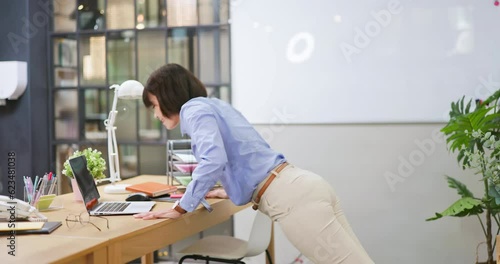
top-left (62, 148), bottom-right (107, 201)
top-left (426, 90), bottom-right (500, 264)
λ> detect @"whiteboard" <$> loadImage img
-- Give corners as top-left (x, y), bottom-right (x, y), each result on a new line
top-left (231, 0), bottom-right (500, 124)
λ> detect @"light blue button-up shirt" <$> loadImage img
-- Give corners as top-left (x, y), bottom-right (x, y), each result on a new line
top-left (178, 97), bottom-right (286, 212)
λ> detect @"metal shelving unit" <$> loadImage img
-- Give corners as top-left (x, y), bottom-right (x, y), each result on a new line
top-left (167, 139), bottom-right (196, 186)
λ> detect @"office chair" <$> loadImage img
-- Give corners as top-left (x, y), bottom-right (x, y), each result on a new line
top-left (177, 211), bottom-right (273, 264)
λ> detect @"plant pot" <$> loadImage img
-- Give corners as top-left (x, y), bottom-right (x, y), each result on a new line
top-left (71, 178), bottom-right (83, 202)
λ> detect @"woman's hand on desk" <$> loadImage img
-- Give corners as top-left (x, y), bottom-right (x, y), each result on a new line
top-left (133, 209), bottom-right (181, 220)
top-left (206, 188), bottom-right (228, 199)
top-left (135, 188), bottom-right (228, 220)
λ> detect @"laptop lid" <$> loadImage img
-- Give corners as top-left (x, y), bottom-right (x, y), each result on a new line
top-left (68, 155), bottom-right (100, 211)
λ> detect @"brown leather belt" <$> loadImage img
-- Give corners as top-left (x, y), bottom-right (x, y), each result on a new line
top-left (252, 162), bottom-right (289, 210)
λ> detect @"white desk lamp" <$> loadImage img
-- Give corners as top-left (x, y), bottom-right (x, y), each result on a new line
top-left (99, 80), bottom-right (144, 193)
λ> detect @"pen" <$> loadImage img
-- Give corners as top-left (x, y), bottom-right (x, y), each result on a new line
top-left (33, 175), bottom-right (39, 194)
top-left (23, 176), bottom-right (30, 203)
top-left (34, 178), bottom-right (48, 205)
top-left (43, 175), bottom-right (49, 195)
top-left (32, 176), bottom-right (43, 206)
top-left (48, 176), bottom-right (57, 195)
top-left (27, 177), bottom-right (33, 203)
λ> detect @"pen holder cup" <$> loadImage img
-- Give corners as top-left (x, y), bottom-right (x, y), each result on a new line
top-left (24, 189), bottom-right (63, 212)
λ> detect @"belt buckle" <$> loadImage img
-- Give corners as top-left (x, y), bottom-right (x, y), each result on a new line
top-left (251, 197), bottom-right (260, 210)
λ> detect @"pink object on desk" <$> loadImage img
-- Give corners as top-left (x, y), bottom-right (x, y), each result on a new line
top-left (170, 193), bottom-right (184, 199)
top-left (71, 178), bottom-right (83, 202)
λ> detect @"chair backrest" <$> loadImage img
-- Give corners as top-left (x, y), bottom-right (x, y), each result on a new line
top-left (245, 211), bottom-right (272, 257)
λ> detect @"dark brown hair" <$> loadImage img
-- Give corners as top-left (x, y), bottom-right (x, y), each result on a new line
top-left (142, 63), bottom-right (207, 117)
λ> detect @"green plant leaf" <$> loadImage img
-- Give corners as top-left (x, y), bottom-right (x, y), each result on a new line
top-left (482, 89), bottom-right (500, 107)
top-left (489, 198), bottom-right (500, 216)
top-left (446, 176), bottom-right (474, 198)
top-left (441, 100), bottom-right (500, 168)
top-left (465, 99), bottom-right (472, 113)
top-left (62, 148), bottom-right (107, 179)
top-left (426, 197), bottom-right (483, 221)
top-left (488, 183), bottom-right (500, 206)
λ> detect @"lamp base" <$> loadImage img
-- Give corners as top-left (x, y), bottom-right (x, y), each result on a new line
top-left (104, 184), bottom-right (131, 194)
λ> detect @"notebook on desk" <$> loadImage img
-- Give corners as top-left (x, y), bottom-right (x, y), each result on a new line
top-left (0, 222), bottom-right (62, 235)
top-left (125, 182), bottom-right (177, 197)
top-left (69, 156), bottom-right (155, 216)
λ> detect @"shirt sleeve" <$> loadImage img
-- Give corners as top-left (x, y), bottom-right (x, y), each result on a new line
top-left (178, 103), bottom-right (227, 212)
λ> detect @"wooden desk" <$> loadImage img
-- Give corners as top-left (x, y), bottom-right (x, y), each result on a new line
top-left (0, 236), bottom-right (108, 264)
top-left (1, 175), bottom-right (249, 264)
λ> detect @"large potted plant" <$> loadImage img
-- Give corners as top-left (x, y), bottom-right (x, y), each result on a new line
top-left (427, 90), bottom-right (500, 264)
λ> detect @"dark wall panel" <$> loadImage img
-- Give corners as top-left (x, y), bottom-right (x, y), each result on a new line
top-left (0, 0), bottom-right (49, 199)
top-left (28, 0), bottom-right (50, 186)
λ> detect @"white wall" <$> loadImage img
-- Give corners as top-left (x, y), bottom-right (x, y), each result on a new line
top-left (234, 124), bottom-right (488, 263)
top-left (231, 0), bottom-right (500, 124)
top-left (229, 0), bottom-right (498, 263)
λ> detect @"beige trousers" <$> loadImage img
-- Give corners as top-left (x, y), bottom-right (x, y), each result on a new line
top-left (254, 165), bottom-right (374, 264)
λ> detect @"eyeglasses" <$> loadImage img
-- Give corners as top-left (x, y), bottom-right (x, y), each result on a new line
top-left (65, 212), bottom-right (109, 232)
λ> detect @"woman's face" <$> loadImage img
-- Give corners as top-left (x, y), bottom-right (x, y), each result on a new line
top-left (147, 93), bottom-right (180, 130)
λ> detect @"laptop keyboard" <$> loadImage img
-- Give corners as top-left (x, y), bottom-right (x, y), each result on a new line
top-left (96, 202), bottom-right (131, 213)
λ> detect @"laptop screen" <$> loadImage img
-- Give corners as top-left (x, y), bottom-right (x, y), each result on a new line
top-left (69, 155), bottom-right (101, 211)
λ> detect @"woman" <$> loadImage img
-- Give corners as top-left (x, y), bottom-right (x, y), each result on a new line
top-left (133, 64), bottom-right (373, 264)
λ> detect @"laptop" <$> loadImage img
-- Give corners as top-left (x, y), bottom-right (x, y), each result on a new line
top-left (69, 155), bottom-right (156, 216)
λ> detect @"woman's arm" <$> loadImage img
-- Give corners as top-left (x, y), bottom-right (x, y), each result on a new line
top-left (175, 102), bottom-right (228, 212)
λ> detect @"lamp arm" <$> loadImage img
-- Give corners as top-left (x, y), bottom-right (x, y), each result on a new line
top-left (98, 85), bottom-right (121, 184)
top-left (110, 119), bottom-right (120, 181)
